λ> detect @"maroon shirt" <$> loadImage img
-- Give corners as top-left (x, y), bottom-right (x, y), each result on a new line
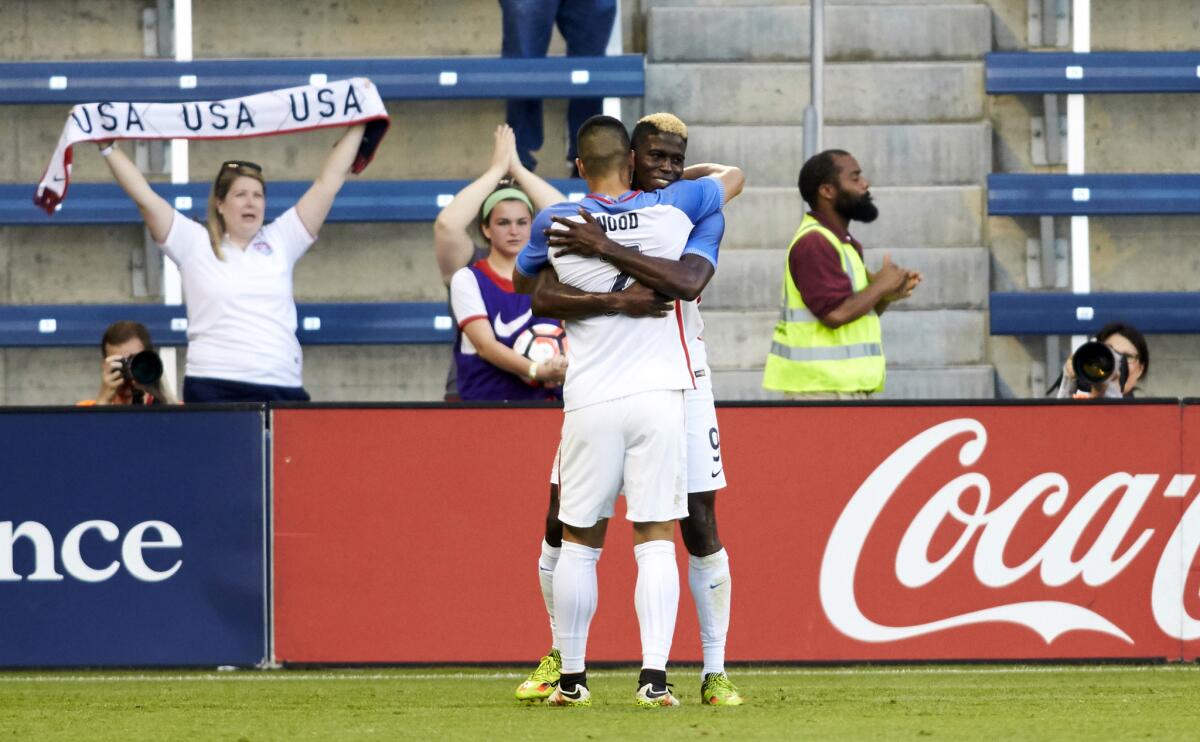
top-left (788, 210), bottom-right (866, 320)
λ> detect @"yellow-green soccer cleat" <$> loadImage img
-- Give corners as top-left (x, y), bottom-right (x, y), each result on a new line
top-left (635, 682), bottom-right (680, 708)
top-left (514, 649), bottom-right (561, 702)
top-left (545, 682), bottom-right (592, 707)
top-left (700, 672), bottom-right (744, 706)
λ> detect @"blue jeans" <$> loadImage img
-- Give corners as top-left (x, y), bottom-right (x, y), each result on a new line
top-left (500, 0), bottom-right (618, 170)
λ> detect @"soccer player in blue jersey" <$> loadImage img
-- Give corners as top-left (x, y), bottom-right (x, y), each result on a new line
top-left (514, 115), bottom-right (743, 707)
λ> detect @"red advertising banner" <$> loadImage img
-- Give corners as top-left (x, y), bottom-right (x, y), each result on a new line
top-left (273, 403), bottom-right (1200, 663)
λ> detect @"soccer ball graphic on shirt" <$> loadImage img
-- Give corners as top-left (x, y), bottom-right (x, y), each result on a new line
top-left (512, 323), bottom-right (567, 364)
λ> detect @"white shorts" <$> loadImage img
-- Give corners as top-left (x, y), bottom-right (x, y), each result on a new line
top-left (685, 387), bottom-right (727, 493)
top-left (556, 389), bottom-right (688, 528)
top-left (549, 387), bottom-right (727, 494)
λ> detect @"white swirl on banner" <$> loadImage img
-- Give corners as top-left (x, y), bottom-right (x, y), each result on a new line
top-left (819, 418), bottom-right (1135, 645)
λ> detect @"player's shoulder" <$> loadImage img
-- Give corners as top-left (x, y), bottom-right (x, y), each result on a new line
top-left (534, 199), bottom-right (583, 226)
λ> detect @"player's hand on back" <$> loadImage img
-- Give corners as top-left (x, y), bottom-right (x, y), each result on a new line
top-left (537, 354), bottom-right (569, 387)
top-left (614, 283), bottom-right (673, 318)
top-left (547, 207), bottom-right (617, 259)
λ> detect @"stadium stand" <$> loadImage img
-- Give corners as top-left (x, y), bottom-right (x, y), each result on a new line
top-left (0, 302), bottom-right (452, 347)
top-left (0, 56), bottom-right (645, 104)
top-left (641, 1), bottom-right (995, 400)
top-left (0, 53), bottom-right (623, 401)
top-left (985, 47), bottom-right (1200, 386)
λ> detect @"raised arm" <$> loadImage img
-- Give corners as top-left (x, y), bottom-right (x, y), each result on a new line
top-left (434, 125), bottom-right (519, 285)
top-left (508, 145), bottom-right (566, 213)
top-left (683, 163), bottom-right (745, 204)
top-left (295, 123), bottom-right (366, 238)
top-left (98, 141), bottom-right (174, 243)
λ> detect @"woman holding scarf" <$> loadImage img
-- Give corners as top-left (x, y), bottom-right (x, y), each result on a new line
top-left (96, 124), bottom-right (365, 403)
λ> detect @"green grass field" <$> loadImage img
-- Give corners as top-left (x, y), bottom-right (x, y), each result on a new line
top-left (3, 665), bottom-right (1199, 740)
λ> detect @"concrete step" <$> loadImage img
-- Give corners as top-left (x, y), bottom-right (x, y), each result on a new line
top-left (883, 309), bottom-right (986, 365)
top-left (722, 186), bottom-right (983, 251)
top-left (710, 365), bottom-right (997, 401)
top-left (645, 62), bottom-right (984, 125)
top-left (701, 308), bottom-right (985, 371)
top-left (294, 223), bottom-right (447, 302)
top-left (303, 345), bottom-right (449, 402)
top-left (645, 0), bottom-right (980, 7)
top-left (685, 123), bottom-right (991, 187)
top-left (702, 246), bottom-right (989, 311)
top-left (649, 4), bottom-right (991, 63)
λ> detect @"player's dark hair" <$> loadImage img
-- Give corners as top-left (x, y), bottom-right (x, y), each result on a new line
top-left (576, 115), bottom-right (631, 178)
top-left (798, 149), bottom-right (851, 207)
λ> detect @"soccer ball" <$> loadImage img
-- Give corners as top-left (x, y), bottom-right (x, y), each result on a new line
top-left (513, 323), bottom-right (568, 364)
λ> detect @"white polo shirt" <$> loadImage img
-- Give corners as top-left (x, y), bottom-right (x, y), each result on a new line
top-left (158, 208), bottom-right (315, 387)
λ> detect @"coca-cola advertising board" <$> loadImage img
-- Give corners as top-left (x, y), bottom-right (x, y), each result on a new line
top-left (272, 402), bottom-right (1200, 663)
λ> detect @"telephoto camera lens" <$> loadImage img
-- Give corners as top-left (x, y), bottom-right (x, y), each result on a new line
top-left (1072, 341), bottom-right (1116, 393)
top-left (118, 350), bottom-right (164, 386)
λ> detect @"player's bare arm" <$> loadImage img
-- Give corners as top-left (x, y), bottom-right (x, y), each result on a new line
top-left (546, 208), bottom-right (715, 301)
top-left (529, 265), bottom-right (672, 320)
top-left (681, 164), bottom-right (744, 204)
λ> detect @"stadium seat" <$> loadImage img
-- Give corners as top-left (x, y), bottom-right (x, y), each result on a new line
top-left (2, 179), bottom-right (586, 224)
top-left (0, 55), bottom-right (645, 104)
top-left (0, 302), bottom-right (454, 347)
top-left (987, 173), bottom-right (1200, 216)
top-left (986, 51), bottom-right (1200, 94)
top-left (990, 292), bottom-right (1200, 335)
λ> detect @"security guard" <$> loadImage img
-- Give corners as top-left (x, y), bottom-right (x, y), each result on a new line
top-left (763, 150), bottom-right (920, 399)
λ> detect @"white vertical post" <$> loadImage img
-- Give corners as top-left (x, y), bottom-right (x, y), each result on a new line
top-left (162, 0), bottom-right (192, 384)
top-left (1068, 0), bottom-right (1090, 349)
top-left (802, 0), bottom-right (825, 160)
top-left (602, 0), bottom-right (622, 120)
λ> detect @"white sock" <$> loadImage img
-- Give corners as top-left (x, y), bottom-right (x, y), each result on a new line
top-left (553, 541), bottom-right (601, 674)
top-left (538, 539), bottom-right (561, 650)
top-left (688, 548), bottom-right (731, 678)
top-left (634, 539), bottom-right (679, 672)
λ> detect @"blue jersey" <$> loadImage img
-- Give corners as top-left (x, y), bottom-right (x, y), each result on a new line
top-left (517, 177), bottom-right (725, 410)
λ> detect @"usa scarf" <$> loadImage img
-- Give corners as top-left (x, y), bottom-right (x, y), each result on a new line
top-left (35, 77), bottom-right (389, 215)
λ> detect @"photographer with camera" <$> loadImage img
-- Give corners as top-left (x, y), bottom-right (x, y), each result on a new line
top-left (1052, 321), bottom-right (1150, 400)
top-left (79, 321), bottom-right (177, 406)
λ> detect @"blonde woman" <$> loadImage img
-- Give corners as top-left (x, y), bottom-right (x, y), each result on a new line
top-left (96, 124), bottom-right (365, 402)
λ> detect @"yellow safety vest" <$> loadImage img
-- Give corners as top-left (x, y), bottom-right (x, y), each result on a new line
top-left (762, 214), bottom-right (885, 393)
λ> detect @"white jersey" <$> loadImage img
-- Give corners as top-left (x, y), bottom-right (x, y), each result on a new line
top-left (517, 178), bottom-right (725, 411)
top-left (158, 207), bottom-right (315, 387)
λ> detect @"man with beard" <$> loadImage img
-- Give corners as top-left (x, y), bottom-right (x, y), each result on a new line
top-left (763, 149), bottom-right (921, 399)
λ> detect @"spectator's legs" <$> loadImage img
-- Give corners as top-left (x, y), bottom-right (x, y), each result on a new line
top-left (501, 0), bottom-right (559, 171)
top-left (556, 0), bottom-right (617, 165)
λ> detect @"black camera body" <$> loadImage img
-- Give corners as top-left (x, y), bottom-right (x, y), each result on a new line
top-left (1073, 341), bottom-right (1129, 396)
top-left (117, 350), bottom-right (164, 387)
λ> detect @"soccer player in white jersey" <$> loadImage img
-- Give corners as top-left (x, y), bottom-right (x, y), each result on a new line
top-left (514, 115), bottom-right (743, 707)
top-left (514, 113), bottom-right (744, 707)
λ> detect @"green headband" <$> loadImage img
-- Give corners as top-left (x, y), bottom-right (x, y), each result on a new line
top-left (482, 188), bottom-right (533, 221)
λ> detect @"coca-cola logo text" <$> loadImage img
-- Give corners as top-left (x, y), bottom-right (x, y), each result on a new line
top-left (820, 418), bottom-right (1200, 644)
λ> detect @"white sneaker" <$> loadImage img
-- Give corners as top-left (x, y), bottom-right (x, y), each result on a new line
top-left (546, 683), bottom-right (592, 707)
top-left (635, 682), bottom-right (680, 708)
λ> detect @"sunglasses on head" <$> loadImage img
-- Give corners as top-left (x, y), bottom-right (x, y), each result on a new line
top-left (219, 160), bottom-right (263, 175)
